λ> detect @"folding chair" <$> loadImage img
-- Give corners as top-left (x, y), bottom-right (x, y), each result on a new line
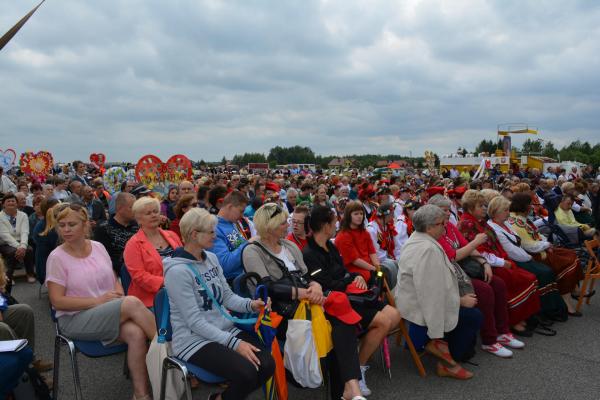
top-left (380, 275), bottom-right (427, 377)
top-left (153, 288), bottom-right (226, 400)
top-left (576, 239), bottom-right (600, 313)
top-left (120, 264), bottom-right (132, 295)
top-left (51, 309), bottom-right (128, 400)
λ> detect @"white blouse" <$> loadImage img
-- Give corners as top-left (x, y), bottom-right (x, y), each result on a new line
top-left (487, 220), bottom-right (532, 263)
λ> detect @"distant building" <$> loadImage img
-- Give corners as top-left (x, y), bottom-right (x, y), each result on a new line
top-left (328, 158), bottom-right (356, 168)
top-left (377, 160), bottom-right (412, 168)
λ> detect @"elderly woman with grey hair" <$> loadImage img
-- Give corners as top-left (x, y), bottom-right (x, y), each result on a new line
top-left (284, 187), bottom-right (298, 213)
top-left (395, 204), bottom-right (482, 379)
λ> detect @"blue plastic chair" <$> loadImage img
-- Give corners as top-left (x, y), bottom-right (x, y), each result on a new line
top-left (153, 288), bottom-right (226, 400)
top-left (51, 308), bottom-right (128, 400)
top-left (120, 264), bottom-right (132, 295)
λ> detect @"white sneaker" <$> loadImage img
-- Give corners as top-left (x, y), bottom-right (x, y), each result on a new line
top-left (481, 343), bottom-right (513, 358)
top-left (497, 333), bottom-right (525, 349)
top-left (358, 365), bottom-right (371, 396)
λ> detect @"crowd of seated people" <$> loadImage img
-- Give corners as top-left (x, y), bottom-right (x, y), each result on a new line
top-left (0, 160), bottom-right (599, 398)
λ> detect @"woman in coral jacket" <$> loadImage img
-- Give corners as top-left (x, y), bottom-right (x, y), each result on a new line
top-left (123, 197), bottom-right (182, 307)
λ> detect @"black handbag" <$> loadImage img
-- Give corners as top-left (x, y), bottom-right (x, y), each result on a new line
top-left (346, 269), bottom-right (384, 307)
top-left (249, 242), bottom-right (309, 319)
top-left (346, 287), bottom-right (381, 307)
top-left (457, 256), bottom-right (486, 280)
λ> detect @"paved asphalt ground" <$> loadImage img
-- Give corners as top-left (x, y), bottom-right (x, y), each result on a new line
top-left (12, 276), bottom-right (600, 400)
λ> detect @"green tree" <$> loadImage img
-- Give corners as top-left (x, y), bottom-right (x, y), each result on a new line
top-left (541, 141), bottom-right (558, 159)
top-left (475, 139), bottom-right (502, 154)
top-left (267, 146), bottom-right (316, 164)
top-left (522, 138), bottom-right (543, 154)
top-left (232, 152), bottom-right (267, 166)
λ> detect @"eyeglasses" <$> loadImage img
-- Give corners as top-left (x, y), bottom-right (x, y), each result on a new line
top-left (53, 202), bottom-right (85, 217)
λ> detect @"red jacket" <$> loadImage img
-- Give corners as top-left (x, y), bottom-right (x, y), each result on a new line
top-left (123, 228), bottom-right (182, 307)
top-left (334, 228), bottom-right (376, 282)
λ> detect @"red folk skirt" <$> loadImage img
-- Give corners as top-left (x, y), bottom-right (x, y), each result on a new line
top-left (533, 247), bottom-right (583, 295)
top-left (492, 262), bottom-right (541, 325)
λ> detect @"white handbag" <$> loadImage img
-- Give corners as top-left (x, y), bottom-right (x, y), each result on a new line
top-left (146, 335), bottom-right (185, 400)
top-left (283, 319), bottom-right (323, 388)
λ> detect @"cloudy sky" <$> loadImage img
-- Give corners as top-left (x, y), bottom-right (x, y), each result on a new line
top-left (1, 0), bottom-right (599, 163)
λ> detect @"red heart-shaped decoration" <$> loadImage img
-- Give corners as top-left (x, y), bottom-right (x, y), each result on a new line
top-left (135, 154), bottom-right (165, 189)
top-left (90, 153), bottom-right (106, 167)
top-left (165, 154), bottom-right (193, 183)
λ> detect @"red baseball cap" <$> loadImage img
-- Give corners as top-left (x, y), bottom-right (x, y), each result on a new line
top-left (426, 186), bottom-right (445, 197)
top-left (265, 182), bottom-right (280, 192)
top-left (346, 282), bottom-right (369, 295)
top-left (324, 292), bottom-right (362, 325)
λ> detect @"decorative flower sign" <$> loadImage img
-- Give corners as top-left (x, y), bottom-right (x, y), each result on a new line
top-left (20, 151), bottom-right (54, 181)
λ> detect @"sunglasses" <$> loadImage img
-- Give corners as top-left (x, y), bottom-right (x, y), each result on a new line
top-left (270, 205), bottom-right (283, 219)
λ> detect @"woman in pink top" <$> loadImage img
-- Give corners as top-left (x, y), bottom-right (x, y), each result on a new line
top-left (428, 195), bottom-right (525, 359)
top-left (46, 203), bottom-right (155, 400)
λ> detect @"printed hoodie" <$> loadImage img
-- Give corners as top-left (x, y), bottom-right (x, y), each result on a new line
top-left (163, 247), bottom-right (253, 361)
top-left (208, 216), bottom-right (248, 279)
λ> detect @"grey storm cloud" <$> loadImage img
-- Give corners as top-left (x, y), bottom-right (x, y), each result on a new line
top-left (1, 0), bottom-right (599, 163)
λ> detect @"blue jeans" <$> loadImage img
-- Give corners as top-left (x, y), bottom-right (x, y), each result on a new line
top-left (0, 346), bottom-right (33, 398)
top-left (408, 307), bottom-right (483, 361)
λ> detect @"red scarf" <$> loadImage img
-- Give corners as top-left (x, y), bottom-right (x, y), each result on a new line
top-left (374, 219), bottom-right (397, 259)
top-left (406, 217), bottom-right (414, 236)
top-left (458, 212), bottom-right (508, 259)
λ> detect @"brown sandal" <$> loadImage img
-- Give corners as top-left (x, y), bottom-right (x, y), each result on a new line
top-left (425, 339), bottom-right (457, 366)
top-left (436, 362), bottom-right (473, 380)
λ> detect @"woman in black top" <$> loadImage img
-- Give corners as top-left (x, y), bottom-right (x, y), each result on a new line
top-left (302, 205), bottom-right (401, 396)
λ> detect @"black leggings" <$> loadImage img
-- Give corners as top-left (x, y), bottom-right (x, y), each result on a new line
top-left (188, 331), bottom-right (275, 400)
top-left (327, 315), bottom-right (362, 399)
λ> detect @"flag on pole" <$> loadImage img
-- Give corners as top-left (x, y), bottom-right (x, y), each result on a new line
top-left (0, 0), bottom-right (46, 52)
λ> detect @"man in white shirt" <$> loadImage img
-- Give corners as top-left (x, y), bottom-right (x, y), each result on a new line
top-left (0, 194), bottom-right (35, 283)
top-left (0, 167), bottom-right (16, 195)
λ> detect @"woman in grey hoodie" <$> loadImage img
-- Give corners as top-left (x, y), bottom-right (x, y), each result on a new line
top-left (163, 208), bottom-right (274, 400)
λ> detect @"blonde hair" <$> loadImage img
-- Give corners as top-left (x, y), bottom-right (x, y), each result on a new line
top-left (480, 189), bottom-right (500, 205)
top-left (132, 196), bottom-right (160, 216)
top-left (561, 181), bottom-right (575, 194)
top-left (253, 203), bottom-right (289, 238)
top-left (40, 203), bottom-right (60, 237)
top-left (55, 203), bottom-right (89, 224)
top-left (461, 190), bottom-right (485, 213)
top-left (179, 208), bottom-right (217, 244)
top-left (54, 203), bottom-right (90, 240)
top-left (511, 183), bottom-right (531, 193)
top-left (487, 195), bottom-right (511, 219)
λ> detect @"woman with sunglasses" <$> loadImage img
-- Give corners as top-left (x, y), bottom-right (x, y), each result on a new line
top-left (46, 203), bottom-right (156, 400)
top-left (123, 197), bottom-right (182, 307)
top-left (243, 203), bottom-right (367, 400)
top-left (169, 194), bottom-right (198, 239)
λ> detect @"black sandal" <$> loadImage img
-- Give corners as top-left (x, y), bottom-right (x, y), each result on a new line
top-left (571, 289), bottom-right (596, 300)
top-left (533, 326), bottom-right (557, 336)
